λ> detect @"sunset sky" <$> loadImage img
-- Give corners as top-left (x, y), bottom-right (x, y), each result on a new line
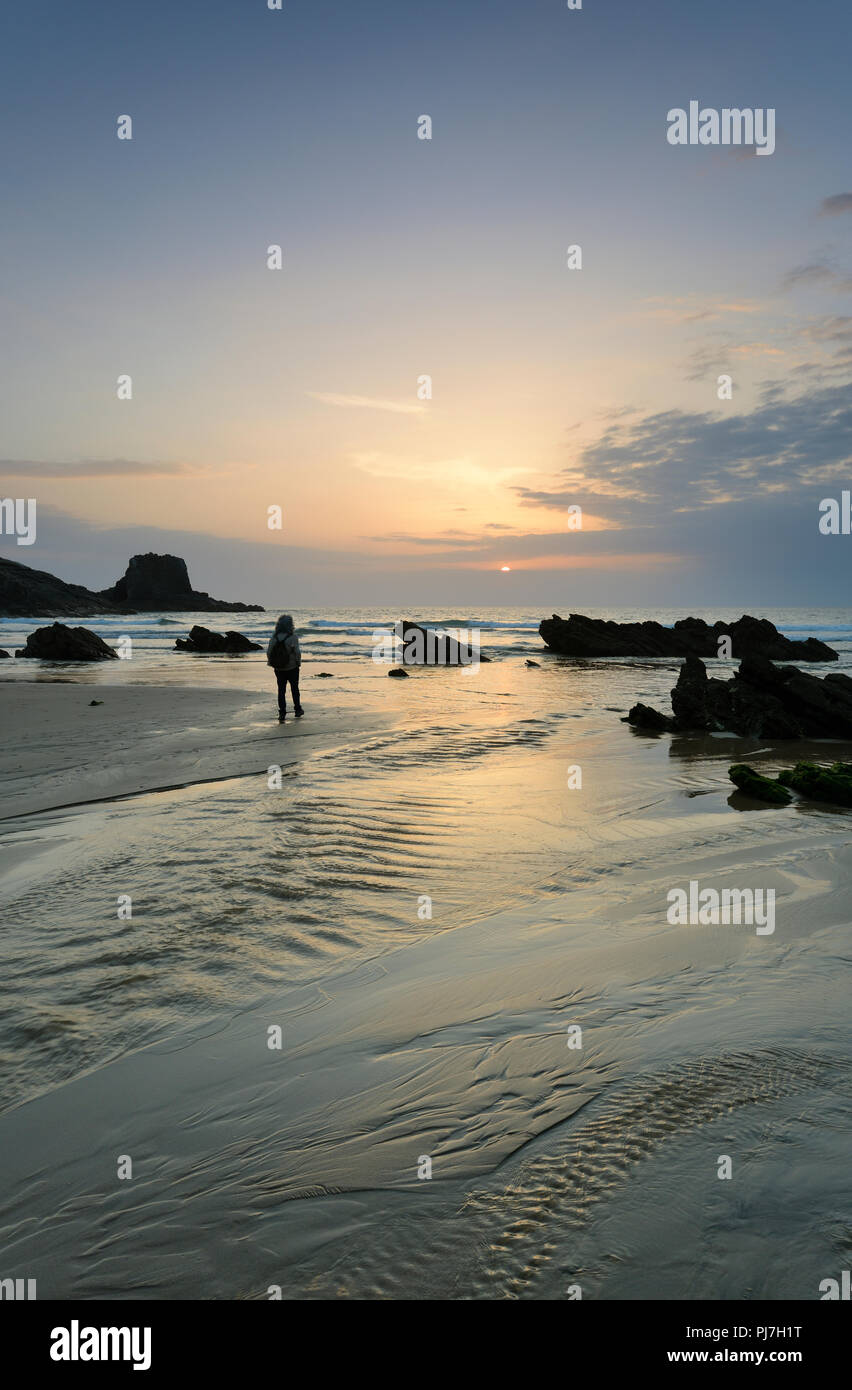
top-left (2, 0), bottom-right (851, 605)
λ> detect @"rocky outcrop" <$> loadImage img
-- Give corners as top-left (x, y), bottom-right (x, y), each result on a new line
top-left (0, 648), bottom-right (10, 658)
top-left (0, 555), bottom-right (128, 618)
top-left (15, 623), bottom-right (119, 661)
top-left (540, 612), bottom-right (836, 662)
top-left (174, 625), bottom-right (262, 654)
top-left (0, 552), bottom-right (264, 617)
top-left (627, 655), bottom-right (852, 738)
top-left (100, 554), bottom-right (263, 612)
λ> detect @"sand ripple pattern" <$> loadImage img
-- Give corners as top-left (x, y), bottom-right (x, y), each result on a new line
top-left (0, 717), bottom-right (566, 1110)
top-left (462, 1048), bottom-right (842, 1298)
top-left (295, 1048), bottom-right (845, 1300)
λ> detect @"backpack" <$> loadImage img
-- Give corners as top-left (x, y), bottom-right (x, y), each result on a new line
top-left (270, 631), bottom-right (299, 668)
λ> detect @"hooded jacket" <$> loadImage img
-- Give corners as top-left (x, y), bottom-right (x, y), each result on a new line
top-left (267, 615), bottom-right (301, 670)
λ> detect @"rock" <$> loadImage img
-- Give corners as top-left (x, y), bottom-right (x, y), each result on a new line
top-left (89, 699), bottom-right (104, 706)
top-left (539, 612), bottom-right (837, 662)
top-left (670, 655), bottom-right (713, 730)
top-left (623, 702), bottom-right (675, 731)
top-left (387, 668), bottom-right (409, 678)
top-left (0, 552), bottom-right (264, 617)
top-left (314, 672), bottom-right (333, 678)
top-left (0, 555), bottom-right (129, 618)
top-left (628, 654), bottom-right (852, 738)
top-left (0, 648), bottom-right (10, 658)
top-left (398, 621), bottom-right (483, 666)
top-left (728, 764), bottom-right (792, 805)
top-left (15, 623), bottom-right (119, 661)
top-left (174, 625), bottom-right (262, 654)
top-left (99, 554), bottom-right (263, 612)
top-left (777, 761), bottom-right (852, 806)
top-left (525, 659), bottom-right (540, 667)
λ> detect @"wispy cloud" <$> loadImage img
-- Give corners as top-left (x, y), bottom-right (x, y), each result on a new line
top-left (641, 295), bottom-right (762, 325)
top-left (819, 192), bottom-right (852, 217)
top-left (307, 391), bottom-right (426, 415)
top-left (350, 452), bottom-right (529, 488)
top-left (783, 263), bottom-right (852, 294)
top-left (0, 458), bottom-right (198, 478)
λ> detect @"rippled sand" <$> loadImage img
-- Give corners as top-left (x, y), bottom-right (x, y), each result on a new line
top-left (1, 652), bottom-right (850, 1298)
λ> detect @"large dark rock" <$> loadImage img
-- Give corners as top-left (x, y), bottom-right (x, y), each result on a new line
top-left (539, 612), bottom-right (836, 662)
top-left (15, 623), bottom-right (119, 661)
top-left (670, 655), bottom-right (713, 730)
top-left (99, 554), bottom-right (263, 612)
top-left (174, 625), bottom-right (262, 654)
top-left (0, 648), bottom-right (10, 658)
top-left (0, 555), bottom-right (129, 618)
top-left (398, 621), bottom-right (483, 666)
top-left (627, 654), bottom-right (852, 739)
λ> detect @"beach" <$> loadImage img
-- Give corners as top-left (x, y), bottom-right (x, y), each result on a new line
top-left (0, 608), bottom-right (850, 1299)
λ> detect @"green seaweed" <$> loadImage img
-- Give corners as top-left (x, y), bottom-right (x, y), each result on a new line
top-left (777, 761), bottom-right (852, 807)
top-left (728, 764), bottom-right (792, 805)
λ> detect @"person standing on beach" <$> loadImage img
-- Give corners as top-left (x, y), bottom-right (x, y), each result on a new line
top-left (267, 614), bottom-right (303, 723)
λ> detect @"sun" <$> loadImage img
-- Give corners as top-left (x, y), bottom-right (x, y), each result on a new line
top-left (500, 565), bottom-right (511, 572)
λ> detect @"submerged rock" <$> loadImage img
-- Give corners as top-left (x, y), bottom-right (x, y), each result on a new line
top-left (15, 623), bottom-right (119, 661)
top-left (174, 625), bottom-right (262, 654)
top-left (628, 655), bottom-right (852, 739)
top-left (387, 668), bottom-right (409, 678)
top-left (525, 659), bottom-right (540, 668)
top-left (540, 612), bottom-right (837, 662)
top-left (728, 764), bottom-right (793, 805)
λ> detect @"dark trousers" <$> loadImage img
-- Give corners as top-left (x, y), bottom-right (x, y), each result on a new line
top-left (275, 667), bottom-right (301, 715)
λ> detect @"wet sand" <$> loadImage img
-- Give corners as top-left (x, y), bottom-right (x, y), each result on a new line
top-left (0, 663), bottom-right (850, 1300)
top-left (0, 682), bottom-right (391, 818)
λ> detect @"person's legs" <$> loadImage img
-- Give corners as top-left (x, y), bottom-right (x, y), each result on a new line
top-left (290, 670), bottom-right (303, 716)
top-left (275, 668), bottom-right (288, 719)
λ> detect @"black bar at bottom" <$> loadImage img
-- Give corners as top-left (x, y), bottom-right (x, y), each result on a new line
top-left (1, 1300), bottom-right (846, 1376)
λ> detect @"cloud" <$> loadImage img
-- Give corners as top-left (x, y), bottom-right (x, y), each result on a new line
top-left (0, 458), bottom-right (196, 478)
top-left (641, 296), bottom-right (762, 325)
top-left (350, 451), bottom-right (529, 488)
top-left (819, 193), bottom-right (852, 217)
top-left (307, 392), bottom-right (426, 415)
top-left (515, 381), bottom-right (852, 524)
top-left (783, 264), bottom-right (852, 294)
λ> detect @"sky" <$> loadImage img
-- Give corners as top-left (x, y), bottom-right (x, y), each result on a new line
top-left (1, 0), bottom-right (851, 607)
